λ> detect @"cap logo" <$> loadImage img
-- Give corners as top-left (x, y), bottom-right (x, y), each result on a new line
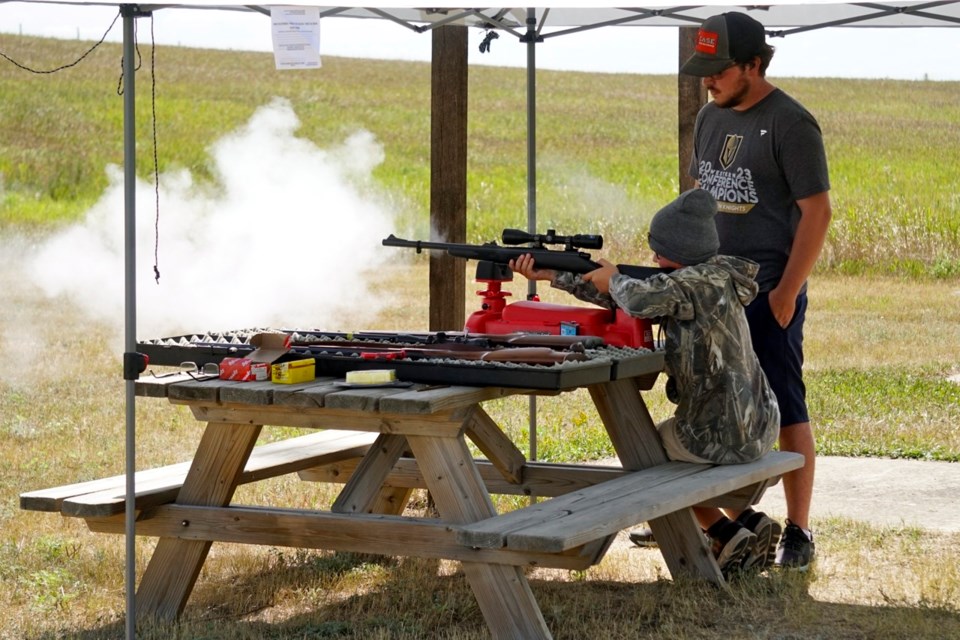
top-left (695, 29), bottom-right (719, 56)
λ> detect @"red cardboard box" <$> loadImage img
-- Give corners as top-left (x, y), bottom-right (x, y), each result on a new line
top-left (219, 332), bottom-right (295, 382)
top-left (219, 357), bottom-right (271, 381)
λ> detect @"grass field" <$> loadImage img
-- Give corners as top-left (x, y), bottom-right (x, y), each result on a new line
top-left (2, 35), bottom-right (959, 276)
top-left (1, 34), bottom-right (959, 639)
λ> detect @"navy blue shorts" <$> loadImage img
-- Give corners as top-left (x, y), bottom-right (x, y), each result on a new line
top-left (745, 292), bottom-right (809, 427)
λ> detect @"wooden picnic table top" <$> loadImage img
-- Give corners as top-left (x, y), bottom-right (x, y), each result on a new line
top-left (49, 350), bottom-right (792, 639)
top-left (136, 372), bottom-right (540, 413)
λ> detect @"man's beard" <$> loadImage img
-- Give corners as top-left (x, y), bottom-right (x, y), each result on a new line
top-left (714, 76), bottom-right (751, 109)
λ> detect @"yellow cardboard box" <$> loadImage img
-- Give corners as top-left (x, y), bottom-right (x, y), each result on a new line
top-left (271, 357), bottom-right (316, 384)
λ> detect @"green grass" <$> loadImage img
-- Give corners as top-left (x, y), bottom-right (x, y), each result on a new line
top-left (475, 361), bottom-right (960, 465)
top-left (810, 367), bottom-right (960, 461)
top-left (2, 36), bottom-right (959, 275)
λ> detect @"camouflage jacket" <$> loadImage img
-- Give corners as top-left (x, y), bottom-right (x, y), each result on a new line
top-left (552, 255), bottom-right (780, 464)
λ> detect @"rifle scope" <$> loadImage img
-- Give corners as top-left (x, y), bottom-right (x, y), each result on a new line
top-left (501, 228), bottom-right (603, 251)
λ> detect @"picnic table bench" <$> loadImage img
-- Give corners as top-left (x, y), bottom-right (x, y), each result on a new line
top-left (20, 359), bottom-right (803, 640)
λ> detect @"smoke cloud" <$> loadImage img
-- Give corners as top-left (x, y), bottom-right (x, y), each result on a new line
top-left (25, 97), bottom-right (400, 345)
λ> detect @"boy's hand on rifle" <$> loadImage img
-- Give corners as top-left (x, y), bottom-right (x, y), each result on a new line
top-left (582, 258), bottom-right (619, 294)
top-left (509, 254), bottom-right (556, 282)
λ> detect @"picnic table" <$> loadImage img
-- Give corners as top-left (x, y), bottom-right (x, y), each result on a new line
top-left (21, 352), bottom-right (803, 639)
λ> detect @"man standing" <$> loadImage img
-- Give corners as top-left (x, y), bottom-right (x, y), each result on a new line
top-left (682, 11), bottom-right (832, 570)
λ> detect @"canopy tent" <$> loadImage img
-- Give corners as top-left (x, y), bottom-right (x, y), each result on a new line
top-left (12, 3), bottom-right (960, 638)
top-left (18, 1), bottom-right (960, 29)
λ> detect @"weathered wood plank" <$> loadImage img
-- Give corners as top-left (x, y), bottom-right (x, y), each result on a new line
top-left (270, 378), bottom-right (342, 408)
top-left (215, 379), bottom-right (277, 405)
top-left (323, 386), bottom-right (419, 412)
top-left (377, 385), bottom-right (528, 414)
top-left (508, 456), bottom-right (802, 552)
top-left (589, 377), bottom-right (724, 585)
top-left (135, 372), bottom-right (201, 398)
top-left (332, 434), bottom-right (409, 514)
top-left (166, 377), bottom-right (230, 403)
top-left (85, 504), bottom-right (595, 570)
top-left (458, 452), bottom-right (805, 553)
top-left (136, 422), bottom-right (261, 621)
top-left (459, 462), bottom-right (702, 549)
top-left (185, 403), bottom-right (472, 437)
top-left (464, 406), bottom-right (526, 485)
top-left (21, 462), bottom-right (191, 513)
top-left (55, 431), bottom-right (377, 517)
top-left (407, 432), bottom-right (551, 639)
top-left (301, 457), bottom-right (628, 497)
top-left (219, 378), bottom-right (337, 406)
top-left (301, 457), bottom-right (771, 511)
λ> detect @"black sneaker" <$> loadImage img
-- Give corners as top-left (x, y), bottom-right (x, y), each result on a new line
top-left (774, 519), bottom-right (815, 571)
top-left (628, 525), bottom-right (657, 548)
top-left (629, 524), bottom-right (710, 548)
top-left (737, 510), bottom-right (782, 571)
top-left (710, 522), bottom-right (757, 579)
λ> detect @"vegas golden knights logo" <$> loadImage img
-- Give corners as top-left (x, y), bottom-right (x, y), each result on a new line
top-left (720, 134), bottom-right (743, 170)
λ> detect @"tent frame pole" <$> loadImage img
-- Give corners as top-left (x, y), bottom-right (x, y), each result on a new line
top-left (523, 8), bottom-right (541, 467)
top-left (120, 5), bottom-right (142, 639)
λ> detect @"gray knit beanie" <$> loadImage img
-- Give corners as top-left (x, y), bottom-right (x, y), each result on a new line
top-left (647, 188), bottom-right (719, 265)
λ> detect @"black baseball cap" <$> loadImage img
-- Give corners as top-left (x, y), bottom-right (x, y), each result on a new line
top-left (680, 12), bottom-right (767, 77)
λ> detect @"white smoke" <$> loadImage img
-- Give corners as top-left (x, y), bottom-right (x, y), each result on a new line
top-left (26, 97), bottom-right (400, 344)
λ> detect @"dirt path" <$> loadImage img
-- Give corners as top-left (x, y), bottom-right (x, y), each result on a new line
top-left (757, 455), bottom-right (960, 533)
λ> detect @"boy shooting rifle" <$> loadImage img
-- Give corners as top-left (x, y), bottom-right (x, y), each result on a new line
top-left (510, 189), bottom-right (783, 576)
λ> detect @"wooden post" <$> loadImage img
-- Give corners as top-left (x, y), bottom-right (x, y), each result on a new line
top-left (678, 26), bottom-right (708, 192)
top-left (430, 25), bottom-right (468, 332)
top-left (136, 422), bottom-right (262, 620)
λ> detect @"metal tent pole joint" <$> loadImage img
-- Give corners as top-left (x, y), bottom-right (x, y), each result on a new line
top-left (120, 4), bottom-right (152, 19)
top-left (123, 352), bottom-right (149, 381)
top-left (520, 15), bottom-right (543, 43)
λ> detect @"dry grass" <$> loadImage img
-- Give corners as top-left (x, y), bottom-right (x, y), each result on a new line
top-left (5, 517), bottom-right (959, 639)
top-left (3, 256), bottom-right (960, 638)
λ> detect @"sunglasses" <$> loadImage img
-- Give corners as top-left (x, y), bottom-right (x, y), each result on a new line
top-left (149, 361), bottom-right (220, 380)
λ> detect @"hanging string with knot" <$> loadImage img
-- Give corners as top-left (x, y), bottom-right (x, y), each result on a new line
top-left (149, 18), bottom-right (161, 284)
top-left (115, 15), bottom-right (141, 94)
top-left (2, 9), bottom-right (163, 281)
top-left (114, 13), bottom-right (162, 284)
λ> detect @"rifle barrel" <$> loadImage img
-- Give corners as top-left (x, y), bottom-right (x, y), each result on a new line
top-left (382, 234), bottom-right (669, 280)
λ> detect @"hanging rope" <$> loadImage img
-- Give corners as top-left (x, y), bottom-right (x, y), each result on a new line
top-left (2, 9), bottom-right (164, 284)
top-left (116, 16), bottom-right (142, 95)
top-left (0, 12), bottom-right (120, 73)
top-left (114, 14), bottom-right (162, 283)
top-left (149, 17), bottom-right (161, 285)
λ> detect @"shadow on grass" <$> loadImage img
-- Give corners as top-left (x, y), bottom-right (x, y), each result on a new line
top-left (29, 550), bottom-right (960, 640)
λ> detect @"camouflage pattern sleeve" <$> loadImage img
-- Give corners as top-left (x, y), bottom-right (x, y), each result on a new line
top-left (549, 271), bottom-right (616, 310)
top-left (608, 273), bottom-right (691, 321)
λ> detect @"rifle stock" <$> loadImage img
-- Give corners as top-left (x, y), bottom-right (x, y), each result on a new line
top-left (382, 234), bottom-right (668, 280)
top-left (303, 344), bottom-right (587, 365)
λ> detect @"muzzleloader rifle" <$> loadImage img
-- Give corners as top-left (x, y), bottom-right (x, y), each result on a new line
top-left (382, 228), bottom-right (669, 280)
top-left (381, 229), bottom-right (665, 350)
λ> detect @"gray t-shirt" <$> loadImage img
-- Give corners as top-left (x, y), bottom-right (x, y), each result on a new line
top-left (689, 88), bottom-right (830, 292)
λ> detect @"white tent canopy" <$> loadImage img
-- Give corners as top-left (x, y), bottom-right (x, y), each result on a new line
top-left (15, 2), bottom-right (960, 33)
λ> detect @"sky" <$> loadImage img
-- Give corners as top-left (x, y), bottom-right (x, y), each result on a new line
top-left (2, 2), bottom-right (960, 81)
